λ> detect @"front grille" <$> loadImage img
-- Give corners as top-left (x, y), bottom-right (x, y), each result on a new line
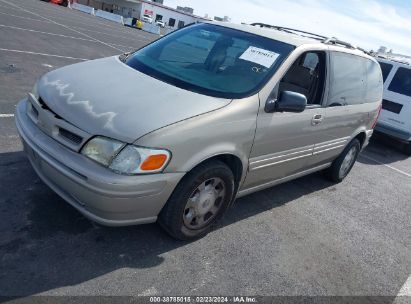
top-left (31, 104), bottom-right (39, 117)
top-left (38, 97), bottom-right (62, 119)
top-left (58, 127), bottom-right (83, 145)
top-left (382, 99), bottom-right (403, 114)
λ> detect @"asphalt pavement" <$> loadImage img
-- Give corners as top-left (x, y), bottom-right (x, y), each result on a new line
top-left (0, 0), bottom-right (410, 300)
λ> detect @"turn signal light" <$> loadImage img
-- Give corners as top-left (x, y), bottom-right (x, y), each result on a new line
top-left (140, 154), bottom-right (168, 171)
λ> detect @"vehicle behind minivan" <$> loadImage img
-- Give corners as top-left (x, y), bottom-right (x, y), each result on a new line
top-left (376, 58), bottom-right (411, 154)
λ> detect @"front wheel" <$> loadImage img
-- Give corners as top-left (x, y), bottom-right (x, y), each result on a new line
top-left (158, 160), bottom-right (235, 240)
top-left (325, 138), bottom-right (361, 183)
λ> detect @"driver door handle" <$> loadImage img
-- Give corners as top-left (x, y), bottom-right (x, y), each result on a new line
top-left (312, 114), bottom-right (323, 125)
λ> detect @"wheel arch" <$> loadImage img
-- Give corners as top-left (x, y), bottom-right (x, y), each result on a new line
top-left (354, 131), bottom-right (367, 148)
top-left (186, 153), bottom-right (245, 192)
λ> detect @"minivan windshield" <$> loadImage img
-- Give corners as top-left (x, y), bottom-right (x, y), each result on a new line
top-left (125, 23), bottom-right (294, 98)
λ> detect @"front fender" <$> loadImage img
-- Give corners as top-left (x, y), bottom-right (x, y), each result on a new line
top-left (135, 96), bottom-right (260, 184)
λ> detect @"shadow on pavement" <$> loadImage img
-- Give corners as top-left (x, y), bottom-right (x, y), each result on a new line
top-left (0, 151), bottom-right (335, 297)
top-left (358, 133), bottom-right (410, 165)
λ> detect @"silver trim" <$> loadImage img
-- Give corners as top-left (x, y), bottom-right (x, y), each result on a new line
top-left (313, 144), bottom-right (345, 155)
top-left (238, 163), bottom-right (332, 198)
top-left (250, 147), bottom-right (313, 165)
top-left (252, 153), bottom-right (312, 170)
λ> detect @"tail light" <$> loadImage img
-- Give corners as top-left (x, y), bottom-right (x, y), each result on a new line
top-left (371, 103), bottom-right (382, 129)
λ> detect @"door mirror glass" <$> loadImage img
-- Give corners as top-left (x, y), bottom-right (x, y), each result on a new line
top-left (265, 91), bottom-right (307, 113)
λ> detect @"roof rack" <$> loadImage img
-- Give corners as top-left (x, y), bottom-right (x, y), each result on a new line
top-left (250, 23), bottom-right (327, 41)
top-left (250, 23), bottom-right (369, 54)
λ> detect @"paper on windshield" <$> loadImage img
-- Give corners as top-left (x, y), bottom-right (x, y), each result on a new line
top-left (239, 46), bottom-right (280, 68)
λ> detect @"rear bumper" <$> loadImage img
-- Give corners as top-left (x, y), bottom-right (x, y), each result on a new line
top-left (375, 122), bottom-right (411, 142)
top-left (15, 99), bottom-right (184, 226)
top-left (362, 129), bottom-right (374, 149)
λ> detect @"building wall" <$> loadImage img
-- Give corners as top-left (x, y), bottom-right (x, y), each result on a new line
top-left (141, 2), bottom-right (198, 29)
top-left (77, 0), bottom-right (205, 29)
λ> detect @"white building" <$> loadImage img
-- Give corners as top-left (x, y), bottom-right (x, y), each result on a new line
top-left (77, 0), bottom-right (209, 30)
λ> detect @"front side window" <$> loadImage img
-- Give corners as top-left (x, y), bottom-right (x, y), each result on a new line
top-left (378, 61), bottom-right (393, 83)
top-left (388, 67), bottom-right (411, 98)
top-left (279, 51), bottom-right (326, 105)
top-left (125, 23), bottom-right (294, 98)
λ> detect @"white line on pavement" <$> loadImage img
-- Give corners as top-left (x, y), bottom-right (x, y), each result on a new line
top-left (393, 275), bottom-right (411, 304)
top-left (361, 154), bottom-right (411, 178)
top-left (0, 0), bottom-right (125, 52)
top-left (0, 24), bottom-right (135, 50)
top-left (397, 275), bottom-right (411, 296)
top-left (0, 114), bottom-right (14, 118)
top-left (0, 48), bottom-right (88, 61)
top-left (0, 24), bottom-right (95, 42)
top-left (0, 10), bottom-right (51, 23)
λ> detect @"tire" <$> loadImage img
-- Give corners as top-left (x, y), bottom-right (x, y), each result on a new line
top-left (404, 142), bottom-right (411, 156)
top-left (158, 160), bottom-right (235, 240)
top-left (325, 138), bottom-right (361, 183)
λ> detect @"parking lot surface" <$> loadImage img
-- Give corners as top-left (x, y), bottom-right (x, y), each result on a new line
top-left (0, 0), bottom-right (410, 299)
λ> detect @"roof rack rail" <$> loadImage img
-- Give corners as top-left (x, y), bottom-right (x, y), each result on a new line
top-left (250, 23), bottom-right (327, 40)
top-left (250, 23), bottom-right (370, 54)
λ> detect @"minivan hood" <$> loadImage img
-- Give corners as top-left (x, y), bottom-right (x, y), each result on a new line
top-left (37, 56), bottom-right (231, 143)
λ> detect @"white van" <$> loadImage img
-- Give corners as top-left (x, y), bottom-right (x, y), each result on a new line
top-left (376, 58), bottom-right (411, 154)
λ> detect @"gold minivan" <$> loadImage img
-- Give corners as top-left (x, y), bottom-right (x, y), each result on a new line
top-left (16, 22), bottom-right (383, 239)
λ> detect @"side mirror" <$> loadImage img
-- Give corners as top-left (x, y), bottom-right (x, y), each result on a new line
top-left (265, 91), bottom-right (307, 113)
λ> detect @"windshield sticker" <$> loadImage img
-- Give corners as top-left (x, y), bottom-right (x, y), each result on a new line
top-left (239, 47), bottom-right (280, 68)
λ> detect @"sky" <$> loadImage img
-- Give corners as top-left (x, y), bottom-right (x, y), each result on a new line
top-left (164, 0), bottom-right (411, 55)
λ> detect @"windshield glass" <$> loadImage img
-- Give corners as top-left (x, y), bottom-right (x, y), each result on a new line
top-left (125, 23), bottom-right (294, 98)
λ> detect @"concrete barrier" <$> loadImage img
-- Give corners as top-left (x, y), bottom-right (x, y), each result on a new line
top-left (124, 17), bottom-right (133, 27)
top-left (142, 23), bottom-right (161, 35)
top-left (95, 10), bottom-right (124, 25)
top-left (71, 3), bottom-right (95, 15)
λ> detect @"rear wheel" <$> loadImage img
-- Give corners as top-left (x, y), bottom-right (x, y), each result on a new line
top-left (404, 142), bottom-right (411, 155)
top-left (158, 160), bottom-right (235, 240)
top-left (325, 138), bottom-right (361, 183)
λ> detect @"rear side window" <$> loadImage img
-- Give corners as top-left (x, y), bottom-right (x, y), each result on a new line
top-left (328, 52), bottom-right (366, 106)
top-left (378, 62), bottom-right (393, 83)
top-left (365, 59), bottom-right (383, 103)
top-left (388, 67), bottom-right (411, 97)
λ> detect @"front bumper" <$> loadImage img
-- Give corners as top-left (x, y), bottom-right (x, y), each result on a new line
top-left (15, 99), bottom-right (184, 226)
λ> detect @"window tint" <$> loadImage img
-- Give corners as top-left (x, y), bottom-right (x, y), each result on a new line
top-left (388, 67), bottom-right (411, 98)
top-left (328, 52), bottom-right (366, 106)
top-left (378, 62), bottom-right (393, 83)
top-left (365, 59), bottom-right (383, 103)
top-left (279, 52), bottom-right (326, 105)
top-left (168, 18), bottom-right (175, 27)
top-left (125, 23), bottom-right (294, 98)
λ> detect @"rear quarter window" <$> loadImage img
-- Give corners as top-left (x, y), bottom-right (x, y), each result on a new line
top-left (388, 67), bottom-right (411, 98)
top-left (328, 52), bottom-right (366, 106)
top-left (365, 59), bottom-right (383, 103)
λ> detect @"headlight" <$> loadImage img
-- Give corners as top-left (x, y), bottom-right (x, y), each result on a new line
top-left (81, 137), bottom-right (124, 166)
top-left (81, 136), bottom-right (171, 175)
top-left (32, 82), bottom-right (39, 100)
